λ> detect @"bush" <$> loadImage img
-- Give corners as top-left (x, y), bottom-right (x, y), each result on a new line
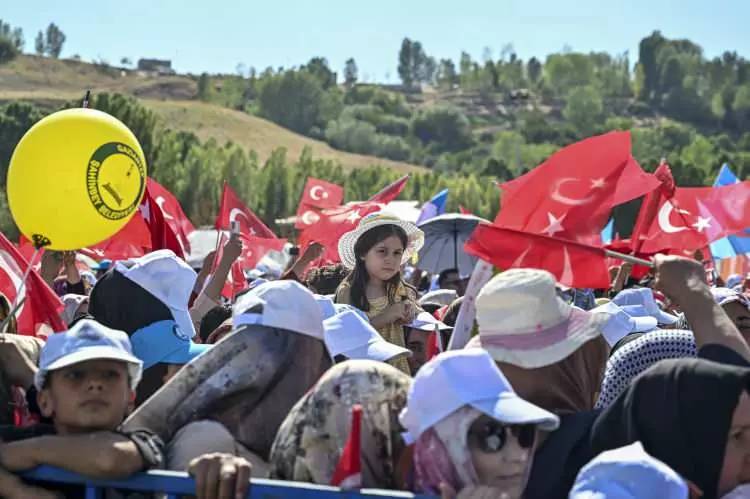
top-left (257, 70), bottom-right (326, 135)
top-left (325, 118), bottom-right (378, 155)
top-left (0, 37), bottom-right (18, 64)
top-left (375, 135), bottom-right (411, 160)
top-left (375, 115), bottom-right (410, 136)
top-left (411, 106), bottom-right (473, 152)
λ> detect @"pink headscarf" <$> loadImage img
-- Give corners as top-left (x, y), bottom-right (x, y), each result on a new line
top-left (413, 406), bottom-right (481, 494)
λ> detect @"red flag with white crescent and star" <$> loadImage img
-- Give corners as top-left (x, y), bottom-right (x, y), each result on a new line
top-left (496, 131), bottom-right (660, 244)
top-left (215, 182), bottom-right (276, 239)
top-left (297, 201), bottom-right (384, 266)
top-left (299, 177), bottom-right (344, 209)
top-left (464, 223), bottom-right (611, 289)
top-left (295, 178), bottom-right (344, 230)
top-left (636, 182), bottom-right (750, 253)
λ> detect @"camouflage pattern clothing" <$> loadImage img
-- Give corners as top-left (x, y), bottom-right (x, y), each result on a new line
top-left (269, 360), bottom-right (412, 489)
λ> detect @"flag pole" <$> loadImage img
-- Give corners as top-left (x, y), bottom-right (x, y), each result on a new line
top-left (603, 249), bottom-right (654, 268)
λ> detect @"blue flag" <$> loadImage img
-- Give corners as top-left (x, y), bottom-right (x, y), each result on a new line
top-left (417, 189), bottom-right (449, 225)
top-left (710, 164), bottom-right (750, 259)
top-left (601, 218), bottom-right (615, 245)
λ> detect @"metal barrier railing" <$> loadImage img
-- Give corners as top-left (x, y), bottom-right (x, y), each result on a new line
top-left (23, 465), bottom-right (435, 499)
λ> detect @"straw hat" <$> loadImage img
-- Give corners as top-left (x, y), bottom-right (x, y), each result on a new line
top-left (467, 268), bottom-right (609, 369)
top-left (338, 211), bottom-right (424, 270)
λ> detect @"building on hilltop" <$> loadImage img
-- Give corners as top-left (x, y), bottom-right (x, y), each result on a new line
top-left (137, 58), bottom-right (175, 75)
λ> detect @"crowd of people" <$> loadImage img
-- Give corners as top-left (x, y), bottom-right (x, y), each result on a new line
top-left (1, 209), bottom-right (750, 499)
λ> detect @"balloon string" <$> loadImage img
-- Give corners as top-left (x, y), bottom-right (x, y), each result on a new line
top-left (0, 247), bottom-right (41, 333)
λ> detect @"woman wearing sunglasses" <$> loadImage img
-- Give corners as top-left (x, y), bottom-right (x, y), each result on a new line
top-left (400, 349), bottom-right (560, 498)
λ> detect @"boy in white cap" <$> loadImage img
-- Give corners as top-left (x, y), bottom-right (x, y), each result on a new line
top-left (0, 319), bottom-right (251, 498)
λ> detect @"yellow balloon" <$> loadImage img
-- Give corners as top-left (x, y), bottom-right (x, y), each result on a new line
top-left (7, 108), bottom-right (147, 250)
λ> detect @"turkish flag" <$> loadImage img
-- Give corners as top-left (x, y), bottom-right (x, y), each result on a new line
top-left (0, 233), bottom-right (65, 337)
top-left (147, 179), bottom-right (195, 254)
top-left (331, 404), bottom-right (362, 489)
top-left (368, 175), bottom-right (409, 203)
top-left (298, 201), bottom-right (383, 266)
top-left (496, 132), bottom-right (660, 244)
top-left (299, 177), bottom-right (344, 209)
top-left (630, 162), bottom-right (676, 253)
top-left (465, 223), bottom-right (611, 289)
top-left (140, 187), bottom-right (186, 260)
top-left (215, 182), bottom-right (276, 239)
top-left (637, 181), bottom-right (750, 253)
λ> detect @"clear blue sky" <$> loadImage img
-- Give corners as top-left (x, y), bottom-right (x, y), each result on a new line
top-left (4, 0), bottom-right (749, 81)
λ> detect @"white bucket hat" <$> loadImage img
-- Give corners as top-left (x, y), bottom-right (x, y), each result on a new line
top-left (337, 211), bottom-right (424, 270)
top-left (467, 268), bottom-right (609, 369)
top-left (399, 349), bottom-right (559, 444)
top-left (591, 301), bottom-right (658, 347)
top-left (232, 280), bottom-right (324, 340)
top-left (324, 309), bottom-right (410, 362)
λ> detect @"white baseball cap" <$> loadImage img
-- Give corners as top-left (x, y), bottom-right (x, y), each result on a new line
top-left (570, 441), bottom-right (688, 499)
top-left (115, 250), bottom-right (198, 339)
top-left (613, 288), bottom-right (679, 326)
top-left (399, 348), bottom-right (559, 444)
top-left (324, 309), bottom-right (410, 362)
top-left (35, 319), bottom-right (143, 390)
top-left (591, 301), bottom-right (658, 347)
top-left (232, 280), bottom-right (324, 340)
top-left (407, 311), bottom-right (452, 332)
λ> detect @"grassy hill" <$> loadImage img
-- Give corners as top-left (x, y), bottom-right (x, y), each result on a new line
top-left (0, 55), bottom-right (425, 173)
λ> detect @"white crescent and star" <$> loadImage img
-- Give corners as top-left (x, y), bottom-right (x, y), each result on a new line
top-left (309, 185), bottom-right (329, 201)
top-left (657, 201), bottom-right (692, 234)
top-left (301, 211), bottom-right (320, 226)
top-left (346, 210), bottom-right (362, 224)
top-left (550, 178), bottom-right (606, 207)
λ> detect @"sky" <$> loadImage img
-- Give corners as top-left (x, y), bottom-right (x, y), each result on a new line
top-left (4, 0), bottom-right (749, 82)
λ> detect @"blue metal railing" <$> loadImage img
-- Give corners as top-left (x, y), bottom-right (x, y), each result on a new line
top-left (23, 465), bottom-right (435, 499)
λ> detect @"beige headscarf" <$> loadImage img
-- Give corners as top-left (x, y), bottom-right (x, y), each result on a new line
top-left (493, 335), bottom-right (609, 414)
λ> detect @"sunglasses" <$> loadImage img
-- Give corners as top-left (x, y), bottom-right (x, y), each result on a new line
top-left (469, 421), bottom-right (536, 453)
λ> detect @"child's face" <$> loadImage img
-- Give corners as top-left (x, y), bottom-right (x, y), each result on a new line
top-left (38, 359), bottom-right (132, 434)
top-left (363, 235), bottom-right (404, 282)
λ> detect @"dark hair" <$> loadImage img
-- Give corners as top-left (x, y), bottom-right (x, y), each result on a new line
top-left (306, 264), bottom-right (349, 295)
top-left (442, 296), bottom-right (464, 327)
top-left (199, 305), bottom-right (232, 343)
top-left (420, 303), bottom-right (442, 315)
top-left (438, 268), bottom-right (459, 288)
top-left (345, 224), bottom-right (408, 311)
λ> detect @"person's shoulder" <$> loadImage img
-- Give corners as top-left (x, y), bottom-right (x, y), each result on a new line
top-left (698, 343), bottom-right (750, 368)
top-left (0, 423), bottom-right (56, 442)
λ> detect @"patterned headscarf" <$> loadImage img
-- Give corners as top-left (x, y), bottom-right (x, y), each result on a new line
top-left (595, 330), bottom-right (696, 410)
top-left (413, 405), bottom-right (481, 494)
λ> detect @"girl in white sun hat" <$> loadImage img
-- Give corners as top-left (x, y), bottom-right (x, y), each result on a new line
top-left (335, 211), bottom-right (424, 374)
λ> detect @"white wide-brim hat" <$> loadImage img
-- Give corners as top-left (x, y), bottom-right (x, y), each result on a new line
top-left (469, 268), bottom-right (609, 369)
top-left (338, 212), bottom-right (424, 270)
